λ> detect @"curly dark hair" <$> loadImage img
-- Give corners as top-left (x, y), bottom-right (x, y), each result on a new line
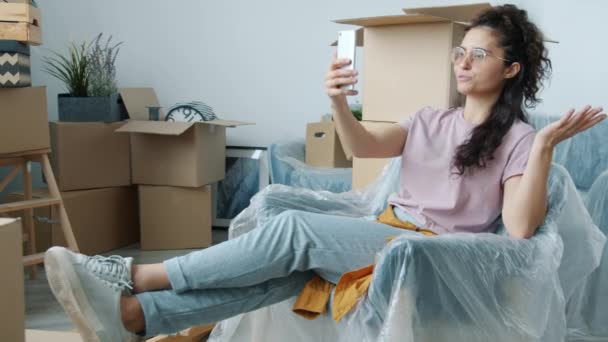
top-left (451, 4), bottom-right (552, 177)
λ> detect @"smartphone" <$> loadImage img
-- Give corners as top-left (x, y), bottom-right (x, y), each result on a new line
top-left (337, 30), bottom-right (357, 90)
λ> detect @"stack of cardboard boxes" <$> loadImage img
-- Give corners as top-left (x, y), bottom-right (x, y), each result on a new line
top-left (7, 119), bottom-right (139, 256)
top-left (116, 88), bottom-right (251, 250)
top-left (0, 3), bottom-right (47, 341)
top-left (0, 3), bottom-right (50, 266)
top-left (7, 87), bottom-right (252, 253)
top-left (0, 1), bottom-right (47, 155)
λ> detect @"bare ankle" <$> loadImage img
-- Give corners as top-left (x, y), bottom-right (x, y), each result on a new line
top-left (131, 264), bottom-right (171, 294)
top-left (131, 265), bottom-right (146, 294)
top-left (121, 296), bottom-right (145, 334)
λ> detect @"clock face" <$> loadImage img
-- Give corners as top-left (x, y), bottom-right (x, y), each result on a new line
top-left (166, 106), bottom-right (205, 123)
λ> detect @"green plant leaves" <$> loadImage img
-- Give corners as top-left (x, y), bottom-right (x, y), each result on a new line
top-left (42, 33), bottom-right (122, 97)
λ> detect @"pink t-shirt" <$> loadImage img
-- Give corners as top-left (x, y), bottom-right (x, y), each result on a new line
top-left (387, 106), bottom-right (536, 234)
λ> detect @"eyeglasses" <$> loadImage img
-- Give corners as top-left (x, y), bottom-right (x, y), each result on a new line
top-left (450, 46), bottom-right (512, 65)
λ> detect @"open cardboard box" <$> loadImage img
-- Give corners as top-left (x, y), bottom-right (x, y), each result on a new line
top-left (116, 88), bottom-right (254, 187)
top-left (332, 3), bottom-right (556, 123)
top-left (0, 2), bottom-right (42, 45)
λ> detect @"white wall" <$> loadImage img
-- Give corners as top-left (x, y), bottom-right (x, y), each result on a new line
top-left (521, 0), bottom-right (607, 115)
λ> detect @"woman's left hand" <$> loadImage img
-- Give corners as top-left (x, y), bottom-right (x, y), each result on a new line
top-left (536, 105), bottom-right (607, 148)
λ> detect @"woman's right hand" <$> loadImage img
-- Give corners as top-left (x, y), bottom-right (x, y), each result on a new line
top-left (325, 57), bottom-right (358, 99)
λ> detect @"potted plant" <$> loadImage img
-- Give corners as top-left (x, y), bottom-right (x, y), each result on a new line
top-left (43, 33), bottom-right (123, 122)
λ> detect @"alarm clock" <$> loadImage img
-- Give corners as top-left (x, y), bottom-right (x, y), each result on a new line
top-left (165, 101), bottom-right (218, 122)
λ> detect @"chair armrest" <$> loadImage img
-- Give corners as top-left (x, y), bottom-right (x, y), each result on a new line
top-left (586, 169), bottom-right (608, 234)
top-left (366, 229), bottom-right (560, 337)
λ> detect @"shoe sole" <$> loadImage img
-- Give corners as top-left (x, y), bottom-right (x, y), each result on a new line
top-left (45, 247), bottom-right (103, 342)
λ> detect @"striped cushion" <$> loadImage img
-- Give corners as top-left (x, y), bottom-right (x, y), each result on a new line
top-left (0, 53), bottom-right (31, 87)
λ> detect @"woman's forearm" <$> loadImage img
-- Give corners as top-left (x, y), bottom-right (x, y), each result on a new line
top-left (503, 136), bottom-right (553, 238)
top-left (330, 99), bottom-right (376, 158)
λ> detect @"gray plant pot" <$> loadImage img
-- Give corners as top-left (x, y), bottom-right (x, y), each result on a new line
top-left (58, 93), bottom-right (122, 122)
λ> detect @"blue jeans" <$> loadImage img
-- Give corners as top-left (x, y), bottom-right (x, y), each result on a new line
top-left (137, 203), bottom-right (423, 335)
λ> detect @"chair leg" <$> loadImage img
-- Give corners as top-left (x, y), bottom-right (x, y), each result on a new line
top-left (23, 160), bottom-right (37, 279)
top-left (40, 154), bottom-right (79, 252)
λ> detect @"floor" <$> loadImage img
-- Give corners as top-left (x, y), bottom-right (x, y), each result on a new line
top-left (24, 228), bottom-right (229, 336)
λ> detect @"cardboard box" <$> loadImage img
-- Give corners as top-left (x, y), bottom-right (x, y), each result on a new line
top-left (47, 187), bottom-right (140, 255)
top-left (0, 218), bottom-right (25, 342)
top-left (139, 185), bottom-right (212, 250)
top-left (0, 3), bottom-right (42, 45)
top-left (0, 86), bottom-right (50, 154)
top-left (332, 4), bottom-right (498, 122)
top-left (352, 121), bottom-right (395, 190)
top-left (117, 120), bottom-right (249, 187)
top-left (49, 122), bottom-right (131, 191)
top-left (305, 121), bottom-right (353, 168)
top-left (4, 190), bottom-right (52, 253)
top-left (116, 88), bottom-right (252, 187)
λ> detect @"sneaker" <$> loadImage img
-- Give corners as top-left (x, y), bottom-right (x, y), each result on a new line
top-left (45, 246), bottom-right (143, 342)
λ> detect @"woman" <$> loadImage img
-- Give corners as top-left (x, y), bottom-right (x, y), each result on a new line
top-left (45, 5), bottom-right (605, 341)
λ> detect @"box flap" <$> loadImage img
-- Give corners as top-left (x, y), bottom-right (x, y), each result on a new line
top-left (334, 14), bottom-right (448, 28)
top-left (118, 88), bottom-right (163, 121)
top-left (116, 120), bottom-right (194, 136)
top-left (201, 119), bottom-right (255, 127)
top-left (330, 28), bottom-right (365, 47)
top-left (402, 3), bottom-right (558, 43)
top-left (116, 119), bottom-right (254, 135)
top-left (403, 3), bottom-right (491, 24)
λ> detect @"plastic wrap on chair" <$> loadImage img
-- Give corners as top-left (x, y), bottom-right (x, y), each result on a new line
top-left (566, 169), bottom-right (608, 340)
top-left (267, 138), bottom-right (352, 193)
top-left (207, 158), bottom-right (605, 342)
top-left (586, 170), bottom-right (608, 235)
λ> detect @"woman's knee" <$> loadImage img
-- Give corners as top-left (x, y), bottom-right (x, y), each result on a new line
top-left (265, 209), bottom-right (309, 234)
top-left (273, 209), bottom-right (305, 223)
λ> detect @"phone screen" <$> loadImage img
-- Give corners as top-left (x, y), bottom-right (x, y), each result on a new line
top-left (337, 30), bottom-right (356, 90)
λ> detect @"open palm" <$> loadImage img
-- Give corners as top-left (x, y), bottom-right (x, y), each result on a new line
top-left (537, 105), bottom-right (607, 148)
